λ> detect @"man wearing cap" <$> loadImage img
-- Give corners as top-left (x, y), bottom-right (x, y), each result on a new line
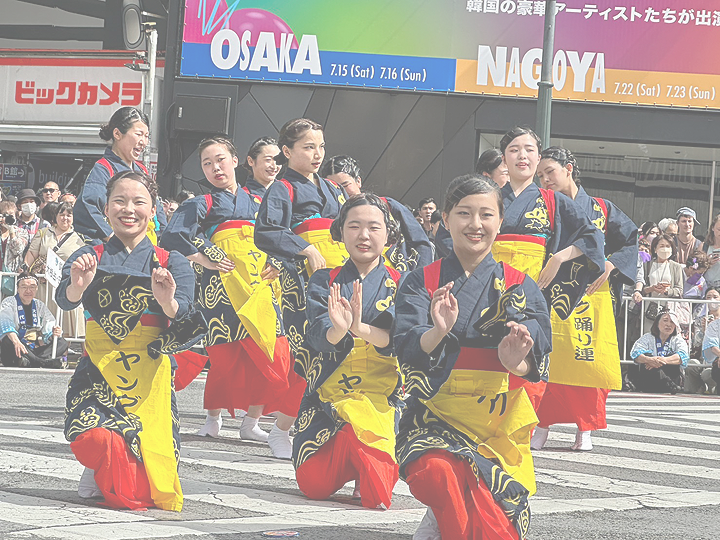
top-left (0, 272), bottom-right (67, 368)
top-left (15, 188), bottom-right (48, 243)
top-left (674, 207), bottom-right (702, 265)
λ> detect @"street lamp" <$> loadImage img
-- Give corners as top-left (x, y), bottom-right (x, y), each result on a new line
top-left (535, 0), bottom-right (557, 149)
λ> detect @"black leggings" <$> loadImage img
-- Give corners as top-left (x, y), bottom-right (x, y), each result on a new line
top-left (0, 335), bottom-right (68, 368)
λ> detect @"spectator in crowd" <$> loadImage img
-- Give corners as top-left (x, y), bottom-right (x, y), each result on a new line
top-left (639, 221), bottom-right (660, 244)
top-left (630, 309), bottom-right (688, 394)
top-left (638, 239), bottom-right (651, 262)
top-left (0, 201), bottom-right (30, 299)
top-left (412, 208), bottom-right (423, 226)
top-left (701, 316), bottom-right (720, 395)
top-left (0, 273), bottom-right (67, 368)
top-left (428, 210), bottom-right (442, 238)
top-left (163, 198), bottom-right (179, 223)
top-left (59, 192), bottom-right (77, 206)
top-left (639, 234), bottom-right (684, 327)
top-left (674, 207), bottom-right (702, 265)
top-left (417, 197), bottom-right (437, 239)
top-left (38, 181), bottom-right (61, 211)
top-left (658, 217), bottom-right (678, 236)
top-left (702, 214), bottom-right (720, 288)
top-left (175, 190), bottom-right (195, 204)
top-left (15, 188), bottom-right (47, 241)
top-left (685, 287), bottom-right (720, 394)
top-left (683, 249), bottom-right (709, 299)
top-left (24, 201), bottom-right (85, 338)
top-left (475, 148), bottom-right (509, 187)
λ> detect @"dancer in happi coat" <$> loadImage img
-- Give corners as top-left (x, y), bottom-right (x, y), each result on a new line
top-left (533, 146), bottom-right (638, 451)
top-left (321, 155), bottom-right (433, 273)
top-left (242, 136), bottom-right (281, 199)
top-left (59, 171), bottom-right (205, 511)
top-left (160, 136), bottom-right (302, 459)
top-left (74, 107), bottom-right (166, 243)
top-left (293, 193), bottom-right (403, 509)
top-left (495, 127), bottom-right (605, 409)
top-left (254, 118), bottom-right (347, 385)
top-left (395, 175), bottom-right (552, 540)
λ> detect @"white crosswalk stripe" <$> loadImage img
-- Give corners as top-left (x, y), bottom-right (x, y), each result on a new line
top-left (1, 392), bottom-right (719, 538)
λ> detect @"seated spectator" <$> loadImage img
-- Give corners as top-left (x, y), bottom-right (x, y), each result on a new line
top-left (683, 250), bottom-right (709, 299)
top-left (701, 317), bottom-right (720, 395)
top-left (702, 214), bottom-right (720, 288)
top-left (658, 217), bottom-right (678, 237)
top-left (0, 201), bottom-right (29, 299)
top-left (674, 207), bottom-right (702, 265)
top-left (0, 273), bottom-right (67, 368)
top-left (686, 287), bottom-right (720, 394)
top-left (24, 201), bottom-right (86, 338)
top-left (631, 310), bottom-right (688, 394)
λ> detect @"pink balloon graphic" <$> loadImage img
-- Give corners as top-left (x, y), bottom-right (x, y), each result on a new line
top-left (184, 2), bottom-right (298, 48)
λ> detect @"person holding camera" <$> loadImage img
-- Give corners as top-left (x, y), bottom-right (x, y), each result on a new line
top-left (0, 200), bottom-right (29, 299)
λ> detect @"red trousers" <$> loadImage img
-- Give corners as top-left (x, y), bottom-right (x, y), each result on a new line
top-left (508, 375), bottom-right (546, 412)
top-left (406, 450), bottom-right (520, 540)
top-left (295, 424), bottom-right (398, 509)
top-left (536, 384), bottom-right (610, 431)
top-left (204, 338), bottom-right (305, 417)
top-left (71, 427), bottom-right (154, 510)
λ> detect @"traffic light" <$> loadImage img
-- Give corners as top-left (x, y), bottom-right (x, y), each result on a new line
top-left (122, 0), bottom-right (145, 49)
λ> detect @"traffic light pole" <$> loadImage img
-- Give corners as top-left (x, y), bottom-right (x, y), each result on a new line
top-left (535, 0), bottom-right (557, 149)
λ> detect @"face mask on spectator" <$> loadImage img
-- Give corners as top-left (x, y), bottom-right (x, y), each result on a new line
top-left (20, 202), bottom-right (36, 216)
top-left (709, 301), bottom-right (720, 311)
top-left (646, 234), bottom-right (657, 243)
top-left (656, 247), bottom-right (672, 259)
top-left (639, 251), bottom-right (652, 263)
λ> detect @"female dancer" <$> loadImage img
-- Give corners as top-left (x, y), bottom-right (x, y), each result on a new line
top-left (74, 106), bottom-right (166, 243)
top-left (255, 118), bottom-right (347, 381)
top-left (161, 136), bottom-right (302, 459)
top-left (394, 175), bottom-right (552, 539)
top-left (496, 127), bottom-right (605, 409)
top-left (293, 193), bottom-right (403, 509)
top-left (242, 136), bottom-right (281, 199)
top-left (475, 148), bottom-right (509, 187)
top-left (321, 155), bottom-right (433, 273)
top-left (59, 171), bottom-right (202, 511)
top-left (533, 146), bottom-right (638, 451)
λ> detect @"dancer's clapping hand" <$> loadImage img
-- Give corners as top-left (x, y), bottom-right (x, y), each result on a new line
top-left (327, 283), bottom-right (353, 344)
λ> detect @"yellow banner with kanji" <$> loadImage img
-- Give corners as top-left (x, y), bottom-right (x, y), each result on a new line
top-left (547, 282), bottom-right (622, 390)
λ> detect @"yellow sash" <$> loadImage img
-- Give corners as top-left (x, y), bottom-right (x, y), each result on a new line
top-left (548, 281), bottom-right (622, 390)
top-left (85, 321), bottom-right (182, 511)
top-left (146, 220), bottom-right (158, 245)
top-left (297, 227), bottom-right (349, 277)
top-left (317, 338), bottom-right (399, 459)
top-left (210, 223), bottom-right (281, 361)
top-left (492, 240), bottom-right (546, 282)
top-left (424, 368), bottom-right (538, 494)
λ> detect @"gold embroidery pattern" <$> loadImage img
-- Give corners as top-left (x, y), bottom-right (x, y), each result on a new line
top-left (524, 196), bottom-right (550, 233)
top-left (203, 244), bottom-right (227, 263)
top-left (375, 295), bottom-right (393, 312)
top-left (295, 427), bottom-right (335, 467)
top-left (592, 201), bottom-right (606, 232)
top-left (202, 274), bottom-right (232, 310)
top-left (401, 364), bottom-right (434, 399)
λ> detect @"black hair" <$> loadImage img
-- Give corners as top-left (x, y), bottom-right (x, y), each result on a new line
top-left (320, 155), bottom-right (361, 181)
top-left (198, 136), bottom-right (238, 160)
top-left (430, 210), bottom-right (442, 224)
top-left (330, 193), bottom-right (400, 246)
top-left (475, 148), bottom-right (503, 176)
top-left (275, 118), bottom-right (324, 166)
top-left (41, 201), bottom-right (59, 224)
top-left (99, 107), bottom-right (149, 142)
top-left (418, 197), bottom-right (436, 209)
top-left (242, 136), bottom-right (278, 172)
top-left (650, 233), bottom-right (676, 260)
top-left (650, 309), bottom-right (678, 340)
top-left (705, 286), bottom-right (720, 298)
top-left (686, 249), bottom-right (708, 270)
top-left (53, 201), bottom-right (74, 224)
top-left (443, 174), bottom-right (504, 218)
top-left (541, 146), bottom-right (581, 185)
top-left (640, 221), bottom-right (659, 237)
top-left (106, 170), bottom-right (158, 206)
top-left (176, 190), bottom-right (195, 204)
top-left (412, 208), bottom-right (421, 218)
top-left (16, 272), bottom-right (39, 288)
top-left (499, 126), bottom-right (542, 154)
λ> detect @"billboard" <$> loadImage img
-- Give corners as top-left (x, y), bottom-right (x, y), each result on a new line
top-left (180, 1), bottom-right (720, 109)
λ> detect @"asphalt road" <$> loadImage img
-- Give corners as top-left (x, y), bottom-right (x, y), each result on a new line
top-left (1, 367), bottom-right (719, 539)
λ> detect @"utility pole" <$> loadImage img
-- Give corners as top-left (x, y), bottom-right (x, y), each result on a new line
top-left (535, 0), bottom-right (557, 148)
top-left (143, 22), bottom-right (157, 172)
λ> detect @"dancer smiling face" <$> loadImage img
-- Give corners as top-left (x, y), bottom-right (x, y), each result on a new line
top-left (104, 173), bottom-right (156, 249)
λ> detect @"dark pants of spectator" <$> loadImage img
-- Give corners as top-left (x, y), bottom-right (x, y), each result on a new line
top-left (712, 363), bottom-right (720, 396)
top-left (637, 364), bottom-right (684, 394)
top-left (0, 335), bottom-right (69, 368)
